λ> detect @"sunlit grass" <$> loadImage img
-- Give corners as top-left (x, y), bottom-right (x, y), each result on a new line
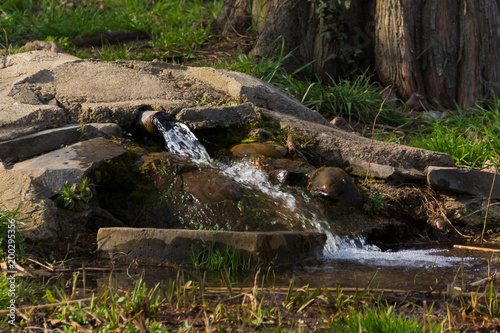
top-left (0, 0), bottom-right (223, 58)
top-left (409, 98), bottom-right (500, 169)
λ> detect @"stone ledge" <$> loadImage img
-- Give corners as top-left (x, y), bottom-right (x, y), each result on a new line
top-left (427, 166), bottom-right (500, 199)
top-left (0, 123), bottom-right (122, 162)
top-left (97, 228), bottom-right (327, 266)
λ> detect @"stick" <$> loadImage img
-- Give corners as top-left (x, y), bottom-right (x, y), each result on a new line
top-left (286, 134), bottom-right (297, 157)
top-left (453, 244), bottom-right (500, 252)
top-left (0, 298), bottom-right (93, 315)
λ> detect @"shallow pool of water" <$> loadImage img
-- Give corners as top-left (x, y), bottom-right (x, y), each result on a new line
top-left (95, 239), bottom-right (498, 294)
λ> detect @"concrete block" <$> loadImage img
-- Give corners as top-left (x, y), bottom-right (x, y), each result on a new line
top-left (97, 228), bottom-right (326, 266)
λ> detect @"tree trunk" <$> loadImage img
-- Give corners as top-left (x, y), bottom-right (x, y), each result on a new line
top-left (218, 0), bottom-right (500, 108)
top-left (216, 0), bottom-right (252, 36)
top-left (376, 0), bottom-right (500, 108)
top-left (217, 0), bottom-right (372, 79)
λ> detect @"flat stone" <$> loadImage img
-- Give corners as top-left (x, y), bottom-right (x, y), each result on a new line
top-left (97, 228), bottom-right (326, 265)
top-left (186, 66), bottom-right (333, 127)
top-left (263, 110), bottom-right (455, 180)
top-left (12, 137), bottom-right (126, 197)
top-left (175, 102), bottom-right (261, 130)
top-left (0, 123), bottom-right (122, 162)
top-left (349, 159), bottom-right (426, 181)
top-left (427, 166), bottom-right (500, 199)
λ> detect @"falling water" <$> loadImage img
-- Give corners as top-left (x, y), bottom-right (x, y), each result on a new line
top-left (146, 113), bottom-right (476, 270)
top-left (151, 112), bottom-right (211, 164)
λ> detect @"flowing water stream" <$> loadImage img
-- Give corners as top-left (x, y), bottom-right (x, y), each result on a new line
top-left (146, 114), bottom-right (497, 290)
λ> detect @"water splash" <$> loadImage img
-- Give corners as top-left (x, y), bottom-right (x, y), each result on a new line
top-left (221, 159), bottom-right (297, 210)
top-left (143, 114), bottom-right (471, 268)
top-left (151, 113), bottom-right (211, 164)
top-left (320, 230), bottom-right (470, 268)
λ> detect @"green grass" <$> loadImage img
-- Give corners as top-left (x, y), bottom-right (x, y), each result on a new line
top-left (408, 98), bottom-right (500, 169)
top-left (0, 0), bottom-right (223, 59)
top-left (327, 305), bottom-right (443, 333)
top-left (5, 269), bottom-right (450, 332)
top-left (190, 242), bottom-right (256, 272)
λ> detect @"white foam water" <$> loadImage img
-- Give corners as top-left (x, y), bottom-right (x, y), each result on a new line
top-left (320, 230), bottom-right (470, 268)
top-left (155, 119), bottom-right (211, 164)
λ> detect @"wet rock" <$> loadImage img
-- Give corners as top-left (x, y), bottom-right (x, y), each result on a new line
top-left (231, 143), bottom-right (287, 158)
top-left (97, 228), bottom-right (326, 265)
top-left (182, 169), bottom-right (243, 203)
top-left (138, 151), bottom-right (200, 174)
top-left (427, 166), bottom-right (500, 199)
top-left (257, 158), bottom-right (316, 186)
top-left (307, 167), bottom-right (362, 206)
top-left (12, 137), bottom-right (127, 197)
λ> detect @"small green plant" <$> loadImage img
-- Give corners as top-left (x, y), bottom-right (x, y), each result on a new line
top-left (0, 199), bottom-right (26, 259)
top-left (190, 242), bottom-right (255, 272)
top-left (55, 177), bottom-right (93, 211)
top-left (363, 192), bottom-right (386, 214)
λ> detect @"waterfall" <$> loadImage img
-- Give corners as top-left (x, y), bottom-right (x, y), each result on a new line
top-left (147, 112), bottom-right (211, 164)
top-left (136, 112), bottom-right (468, 268)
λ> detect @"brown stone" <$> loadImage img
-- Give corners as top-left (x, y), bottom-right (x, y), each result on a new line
top-left (307, 167), bottom-right (362, 206)
top-left (182, 169), bottom-right (243, 203)
top-left (231, 143), bottom-right (287, 158)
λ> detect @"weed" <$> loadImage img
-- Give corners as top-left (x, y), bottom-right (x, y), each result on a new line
top-left (190, 242), bottom-right (254, 272)
top-left (55, 177), bottom-right (93, 211)
top-left (363, 193), bottom-right (386, 214)
top-left (328, 305), bottom-right (443, 332)
top-left (0, 198), bottom-right (26, 259)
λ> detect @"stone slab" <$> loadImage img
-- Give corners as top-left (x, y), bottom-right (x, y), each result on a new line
top-left (349, 159), bottom-right (426, 181)
top-left (427, 166), bottom-right (500, 199)
top-left (12, 137), bottom-right (126, 197)
top-left (0, 123), bottom-right (122, 162)
top-left (97, 228), bottom-right (326, 265)
top-left (175, 102), bottom-right (261, 130)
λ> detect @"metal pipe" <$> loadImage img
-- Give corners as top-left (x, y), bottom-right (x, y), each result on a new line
top-left (135, 110), bottom-right (159, 134)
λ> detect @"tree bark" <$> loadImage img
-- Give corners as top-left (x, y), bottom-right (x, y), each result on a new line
top-left (218, 0), bottom-right (500, 108)
top-left (375, 0), bottom-right (500, 108)
top-left (218, 0), bottom-right (371, 79)
top-left (216, 0), bottom-right (252, 36)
